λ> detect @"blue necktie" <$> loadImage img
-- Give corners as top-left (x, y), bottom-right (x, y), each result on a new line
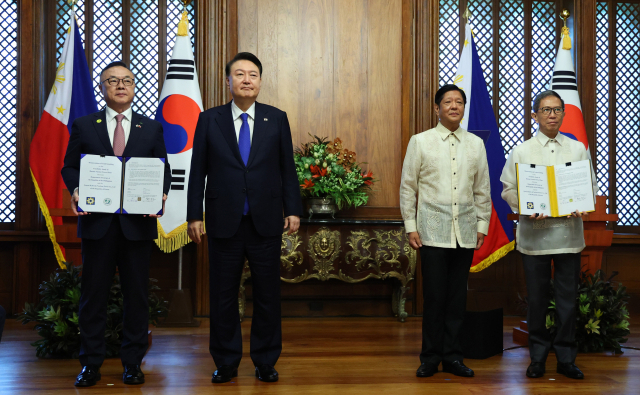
top-left (239, 113), bottom-right (251, 215)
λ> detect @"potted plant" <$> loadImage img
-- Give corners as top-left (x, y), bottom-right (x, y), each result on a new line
top-left (294, 136), bottom-right (375, 218)
top-left (544, 269), bottom-right (630, 353)
top-left (17, 262), bottom-right (168, 358)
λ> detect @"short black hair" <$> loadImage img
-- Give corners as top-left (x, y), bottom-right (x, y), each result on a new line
top-left (434, 84), bottom-right (467, 106)
top-left (100, 61), bottom-right (132, 81)
top-left (225, 52), bottom-right (262, 77)
top-left (533, 90), bottom-right (565, 112)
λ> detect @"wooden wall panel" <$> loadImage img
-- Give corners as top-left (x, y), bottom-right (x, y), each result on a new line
top-left (367, 0), bottom-right (402, 207)
top-left (276, 0), bottom-right (301, 135)
top-left (334, 0), bottom-right (367, 165)
top-left (0, 244), bottom-right (13, 311)
top-left (237, 0), bottom-right (403, 210)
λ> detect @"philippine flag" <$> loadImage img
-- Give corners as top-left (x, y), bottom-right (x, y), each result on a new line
top-left (453, 22), bottom-right (515, 272)
top-left (29, 9), bottom-right (98, 267)
top-left (549, 27), bottom-right (589, 150)
top-left (154, 12), bottom-right (203, 252)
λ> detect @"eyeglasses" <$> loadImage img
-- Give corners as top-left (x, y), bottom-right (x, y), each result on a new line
top-left (538, 107), bottom-right (563, 116)
top-left (100, 77), bottom-right (135, 87)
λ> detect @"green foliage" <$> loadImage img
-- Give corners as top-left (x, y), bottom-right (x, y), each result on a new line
top-left (545, 270), bottom-right (630, 354)
top-left (17, 262), bottom-right (168, 359)
top-left (294, 135), bottom-right (375, 210)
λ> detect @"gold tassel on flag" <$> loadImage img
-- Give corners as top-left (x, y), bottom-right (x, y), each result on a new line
top-left (178, 11), bottom-right (189, 36)
top-left (562, 26), bottom-right (571, 50)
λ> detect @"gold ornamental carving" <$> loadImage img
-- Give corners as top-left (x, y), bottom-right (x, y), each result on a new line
top-left (237, 225), bottom-right (416, 322)
top-left (281, 231), bottom-right (304, 270)
top-left (307, 227), bottom-right (341, 281)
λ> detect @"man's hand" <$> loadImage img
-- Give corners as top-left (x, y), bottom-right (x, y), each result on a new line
top-left (188, 220), bottom-right (205, 244)
top-left (475, 232), bottom-right (485, 250)
top-left (146, 194), bottom-right (168, 218)
top-left (529, 213), bottom-right (548, 220)
top-left (568, 210), bottom-right (588, 218)
top-left (284, 215), bottom-right (300, 235)
top-left (408, 231), bottom-right (422, 250)
top-left (70, 190), bottom-right (89, 216)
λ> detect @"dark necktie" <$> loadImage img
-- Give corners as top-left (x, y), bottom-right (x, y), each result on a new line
top-left (239, 113), bottom-right (251, 215)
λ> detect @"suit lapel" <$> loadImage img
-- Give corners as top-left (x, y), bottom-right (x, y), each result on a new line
top-left (216, 102), bottom-right (245, 167)
top-left (124, 112), bottom-right (144, 157)
top-left (92, 110), bottom-right (114, 155)
top-left (247, 102), bottom-right (269, 168)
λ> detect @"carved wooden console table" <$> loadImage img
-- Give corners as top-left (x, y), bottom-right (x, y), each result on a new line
top-left (239, 219), bottom-right (416, 322)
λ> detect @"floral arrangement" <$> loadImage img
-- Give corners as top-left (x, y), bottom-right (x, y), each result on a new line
top-left (545, 270), bottom-right (630, 353)
top-left (294, 136), bottom-right (374, 209)
top-left (17, 262), bottom-right (168, 358)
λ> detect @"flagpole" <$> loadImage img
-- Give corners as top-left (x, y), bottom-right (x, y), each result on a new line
top-left (178, 247), bottom-right (182, 291)
top-left (174, 0), bottom-right (192, 294)
top-left (156, 1), bottom-right (200, 327)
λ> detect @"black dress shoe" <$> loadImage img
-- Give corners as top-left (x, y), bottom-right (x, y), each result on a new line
top-left (123, 365), bottom-right (145, 385)
top-left (557, 362), bottom-right (584, 379)
top-left (75, 365), bottom-right (101, 387)
top-left (442, 360), bottom-right (474, 377)
top-left (526, 362), bottom-right (545, 378)
top-left (212, 365), bottom-right (238, 383)
top-left (416, 363), bottom-right (438, 377)
top-left (255, 364), bottom-right (279, 382)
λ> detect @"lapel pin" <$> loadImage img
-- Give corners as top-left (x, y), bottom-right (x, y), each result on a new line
top-left (97, 119), bottom-right (102, 123)
top-left (264, 118), bottom-right (268, 121)
top-left (136, 124), bottom-right (142, 128)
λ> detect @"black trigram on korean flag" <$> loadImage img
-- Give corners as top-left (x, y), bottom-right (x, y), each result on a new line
top-left (166, 59), bottom-right (195, 80)
top-left (171, 169), bottom-right (186, 190)
top-left (551, 70), bottom-right (577, 91)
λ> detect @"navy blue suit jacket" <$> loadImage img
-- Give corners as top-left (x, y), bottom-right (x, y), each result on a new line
top-left (61, 110), bottom-right (171, 241)
top-left (186, 101), bottom-right (303, 238)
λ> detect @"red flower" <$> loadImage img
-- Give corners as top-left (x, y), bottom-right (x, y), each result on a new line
top-left (362, 170), bottom-right (374, 186)
top-left (310, 165), bottom-right (327, 178)
top-left (301, 179), bottom-right (315, 189)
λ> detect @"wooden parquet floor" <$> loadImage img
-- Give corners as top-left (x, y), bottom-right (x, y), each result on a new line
top-left (1, 316), bottom-right (639, 394)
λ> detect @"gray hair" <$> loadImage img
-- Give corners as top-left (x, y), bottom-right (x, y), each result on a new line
top-left (533, 90), bottom-right (565, 112)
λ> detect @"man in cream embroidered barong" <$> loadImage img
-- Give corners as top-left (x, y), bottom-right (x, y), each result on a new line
top-left (400, 84), bottom-right (491, 378)
top-left (500, 90), bottom-right (596, 380)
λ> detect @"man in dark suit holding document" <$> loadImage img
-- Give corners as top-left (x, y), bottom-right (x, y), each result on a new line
top-left (61, 61), bottom-right (171, 387)
top-left (500, 90), bottom-right (597, 380)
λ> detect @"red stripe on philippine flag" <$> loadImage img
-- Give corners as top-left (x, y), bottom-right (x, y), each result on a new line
top-left (29, 111), bottom-right (70, 226)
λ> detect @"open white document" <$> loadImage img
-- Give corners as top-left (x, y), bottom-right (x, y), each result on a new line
top-left (122, 157), bottom-right (165, 215)
top-left (516, 159), bottom-right (595, 217)
top-left (78, 154), bottom-right (164, 215)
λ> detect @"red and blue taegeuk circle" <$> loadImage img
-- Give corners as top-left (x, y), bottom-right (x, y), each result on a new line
top-left (156, 94), bottom-right (201, 154)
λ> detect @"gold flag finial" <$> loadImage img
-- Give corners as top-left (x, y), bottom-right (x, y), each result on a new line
top-left (463, 6), bottom-right (471, 22)
top-left (560, 9), bottom-right (570, 27)
top-left (560, 9), bottom-right (571, 50)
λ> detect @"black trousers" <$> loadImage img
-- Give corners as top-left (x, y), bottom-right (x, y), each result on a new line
top-left (79, 216), bottom-right (153, 367)
top-left (208, 216), bottom-right (282, 368)
top-left (420, 244), bottom-right (474, 365)
top-left (522, 252), bottom-right (580, 364)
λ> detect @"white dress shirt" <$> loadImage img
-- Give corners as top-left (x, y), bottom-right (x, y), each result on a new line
top-left (500, 131), bottom-right (597, 255)
top-left (231, 100), bottom-right (255, 144)
top-left (400, 122), bottom-right (491, 249)
top-left (105, 106), bottom-right (132, 147)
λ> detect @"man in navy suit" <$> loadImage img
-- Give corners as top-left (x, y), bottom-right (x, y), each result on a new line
top-left (61, 61), bottom-right (171, 387)
top-left (187, 52), bottom-right (302, 383)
